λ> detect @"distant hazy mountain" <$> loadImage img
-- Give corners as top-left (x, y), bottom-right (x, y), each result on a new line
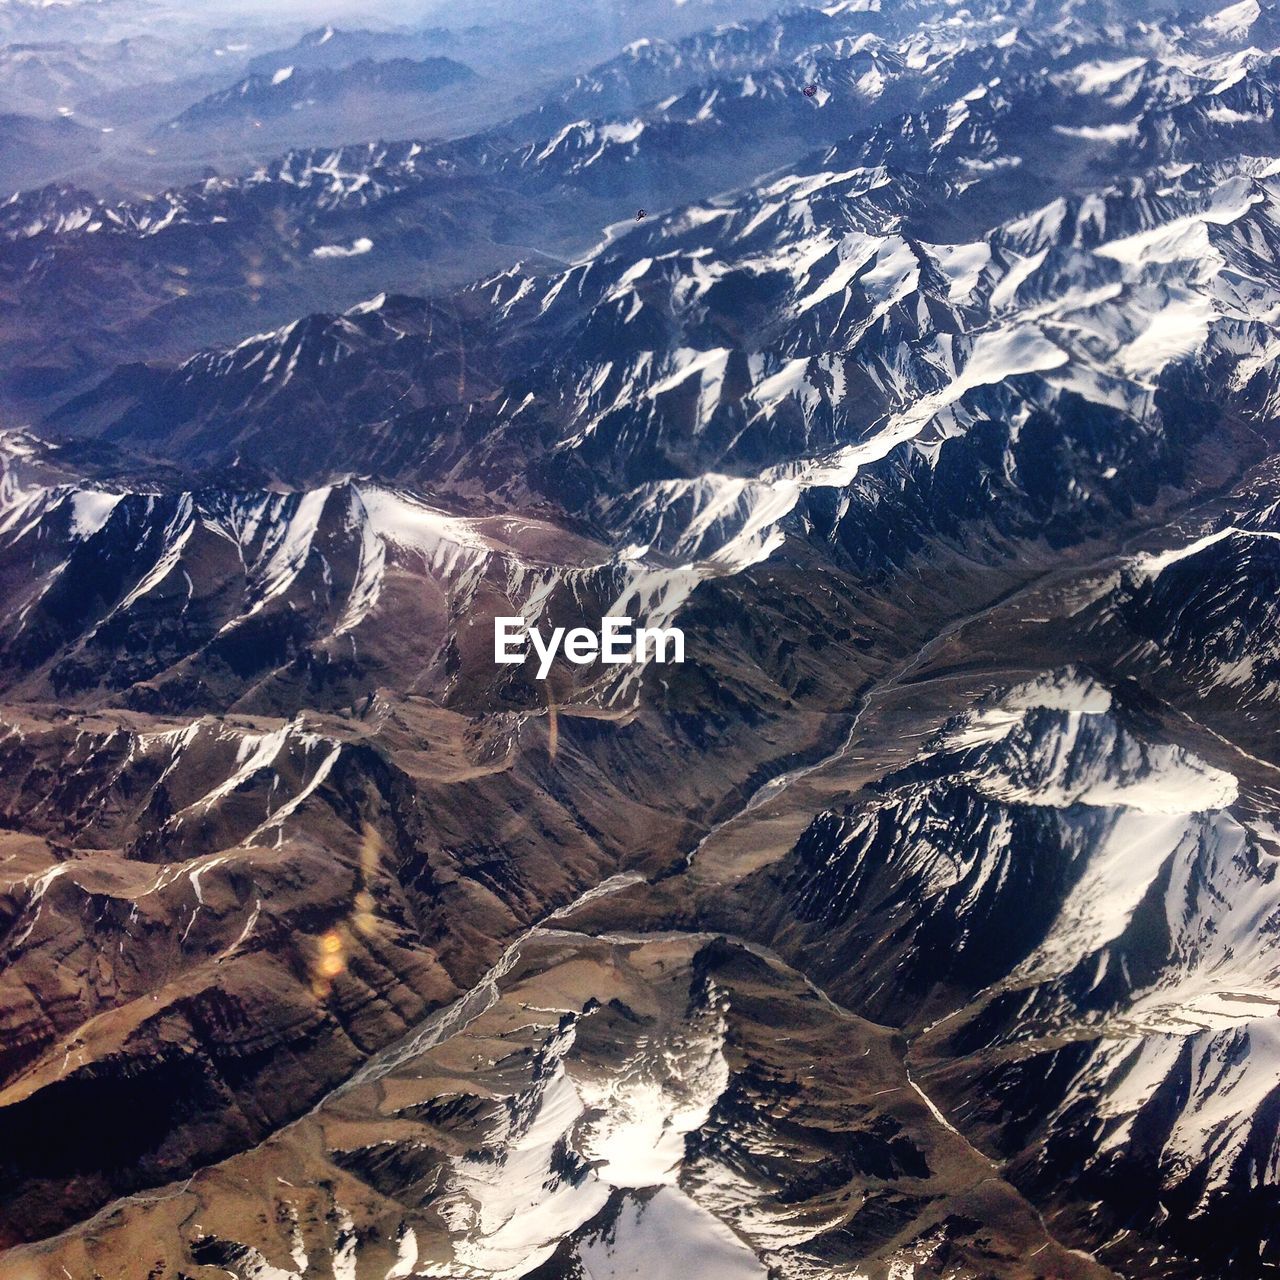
top-left (243, 24), bottom-right (471, 77)
top-left (0, 111), bottom-right (100, 189)
top-left (168, 56), bottom-right (477, 129)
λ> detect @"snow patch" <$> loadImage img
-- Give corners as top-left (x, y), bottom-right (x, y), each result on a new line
top-left (576, 1189), bottom-right (766, 1280)
top-left (1200, 0), bottom-right (1261, 38)
top-left (1066, 56), bottom-right (1148, 94)
top-left (1052, 122), bottom-right (1140, 143)
top-left (69, 489), bottom-right (122, 539)
top-left (312, 237), bottom-right (374, 259)
top-left (1115, 290), bottom-right (1215, 376)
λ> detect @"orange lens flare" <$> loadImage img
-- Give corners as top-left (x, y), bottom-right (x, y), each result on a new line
top-left (312, 930), bottom-right (348, 997)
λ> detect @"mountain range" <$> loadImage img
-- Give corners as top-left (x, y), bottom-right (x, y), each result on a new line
top-left (1, 0), bottom-right (1280, 1277)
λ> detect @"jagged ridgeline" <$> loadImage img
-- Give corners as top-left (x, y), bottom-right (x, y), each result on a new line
top-left (1, 0), bottom-right (1280, 1278)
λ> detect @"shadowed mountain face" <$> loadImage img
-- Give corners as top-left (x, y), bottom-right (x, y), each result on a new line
top-left (2, 0), bottom-right (1280, 1278)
